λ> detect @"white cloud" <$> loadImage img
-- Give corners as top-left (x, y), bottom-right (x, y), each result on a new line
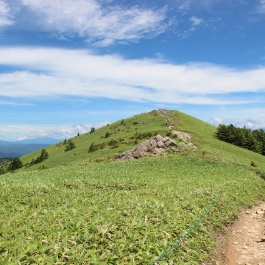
top-left (0, 100), bottom-right (33, 106)
top-left (0, 47), bottom-right (265, 105)
top-left (72, 124), bottom-right (90, 135)
top-left (17, 136), bottom-right (28, 141)
top-left (0, 121), bottom-right (109, 141)
top-left (178, 1), bottom-right (190, 15)
top-left (189, 16), bottom-right (204, 32)
top-left (176, 0), bottom-right (223, 11)
top-left (257, 0), bottom-right (265, 13)
top-left (19, 0), bottom-right (168, 46)
top-left (190, 16), bottom-right (203, 26)
top-left (208, 107), bottom-right (265, 129)
top-left (0, 0), bottom-right (13, 27)
top-left (211, 116), bottom-right (224, 125)
top-left (245, 121), bottom-right (254, 129)
top-left (177, 16), bottom-right (204, 38)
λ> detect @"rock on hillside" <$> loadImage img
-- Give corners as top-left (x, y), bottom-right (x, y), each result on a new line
top-left (116, 134), bottom-right (196, 160)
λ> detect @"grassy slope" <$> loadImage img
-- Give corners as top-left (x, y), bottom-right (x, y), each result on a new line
top-left (20, 110), bottom-right (169, 169)
top-left (1, 109), bottom-right (265, 264)
top-left (1, 156), bottom-right (264, 265)
top-left (18, 109), bottom-right (265, 172)
top-left (169, 110), bottom-right (265, 172)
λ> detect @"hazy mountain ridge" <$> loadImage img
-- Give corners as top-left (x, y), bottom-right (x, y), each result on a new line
top-left (0, 138), bottom-right (63, 158)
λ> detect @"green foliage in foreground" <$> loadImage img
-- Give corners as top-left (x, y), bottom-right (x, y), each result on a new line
top-left (1, 155), bottom-right (264, 265)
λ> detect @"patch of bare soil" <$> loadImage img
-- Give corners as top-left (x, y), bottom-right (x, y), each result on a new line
top-left (217, 202), bottom-right (265, 265)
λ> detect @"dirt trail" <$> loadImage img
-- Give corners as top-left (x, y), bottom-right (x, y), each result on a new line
top-left (219, 202), bottom-right (265, 265)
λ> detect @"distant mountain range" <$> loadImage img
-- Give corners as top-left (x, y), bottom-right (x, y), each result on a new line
top-left (0, 138), bottom-right (63, 158)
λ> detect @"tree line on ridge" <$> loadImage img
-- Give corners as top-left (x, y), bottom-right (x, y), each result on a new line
top-left (216, 124), bottom-right (265, 155)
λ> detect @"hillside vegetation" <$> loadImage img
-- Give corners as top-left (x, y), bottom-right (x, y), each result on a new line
top-left (18, 110), bottom-right (168, 170)
top-left (6, 109), bottom-right (265, 172)
top-left (0, 109), bottom-right (265, 265)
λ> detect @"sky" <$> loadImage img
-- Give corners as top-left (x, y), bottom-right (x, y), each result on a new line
top-left (0, 0), bottom-right (265, 141)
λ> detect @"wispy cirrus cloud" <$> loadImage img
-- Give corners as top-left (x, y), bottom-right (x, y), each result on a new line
top-left (257, 0), bottom-right (265, 13)
top-left (190, 16), bottom-right (204, 31)
top-left (0, 100), bottom-right (34, 106)
top-left (190, 16), bottom-right (203, 26)
top-left (0, 0), bottom-right (13, 27)
top-left (17, 0), bottom-right (168, 46)
top-left (0, 47), bottom-right (265, 105)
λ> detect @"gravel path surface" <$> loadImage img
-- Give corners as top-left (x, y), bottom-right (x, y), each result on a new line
top-left (221, 202), bottom-right (265, 265)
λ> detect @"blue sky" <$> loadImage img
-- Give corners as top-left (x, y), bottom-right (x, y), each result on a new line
top-left (0, 0), bottom-right (265, 141)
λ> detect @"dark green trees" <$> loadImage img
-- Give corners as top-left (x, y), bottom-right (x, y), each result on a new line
top-left (8, 158), bottom-right (23, 171)
top-left (35, 149), bottom-right (49, 163)
top-left (29, 149), bottom-right (49, 166)
top-left (253, 129), bottom-right (265, 155)
top-left (216, 124), bottom-right (265, 155)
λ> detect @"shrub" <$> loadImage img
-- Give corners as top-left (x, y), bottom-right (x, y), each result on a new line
top-left (8, 158), bottom-right (23, 171)
top-left (111, 143), bottom-right (119, 149)
top-left (100, 143), bottom-right (106, 149)
top-left (121, 119), bottom-right (126, 125)
top-left (35, 149), bottom-right (49, 164)
top-left (65, 140), bottom-right (76, 152)
top-left (166, 132), bottom-right (173, 137)
top-left (108, 139), bottom-right (119, 148)
top-left (0, 166), bottom-right (6, 175)
top-left (88, 142), bottom-right (99, 152)
top-left (250, 161), bottom-right (257, 167)
top-left (90, 127), bottom-right (95, 134)
top-left (105, 131), bottom-right (111, 138)
top-left (28, 149), bottom-right (49, 166)
top-left (38, 165), bottom-right (48, 170)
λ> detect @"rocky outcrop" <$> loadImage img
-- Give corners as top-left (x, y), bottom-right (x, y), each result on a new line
top-left (171, 130), bottom-right (191, 141)
top-left (116, 134), bottom-right (196, 160)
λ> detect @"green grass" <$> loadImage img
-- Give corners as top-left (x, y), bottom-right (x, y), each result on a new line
top-left (1, 155), bottom-right (265, 264)
top-left (19, 110), bottom-right (168, 170)
top-left (15, 109), bottom-right (265, 174)
top-left (1, 109), bottom-right (265, 264)
top-left (169, 110), bottom-right (265, 172)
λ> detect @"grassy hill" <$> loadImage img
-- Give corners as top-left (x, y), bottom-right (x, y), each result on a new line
top-left (16, 109), bottom-right (265, 172)
top-left (19, 110), bottom-right (169, 169)
top-left (0, 109), bottom-right (265, 265)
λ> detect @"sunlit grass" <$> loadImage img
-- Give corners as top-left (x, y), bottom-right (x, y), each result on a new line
top-left (1, 155), bottom-right (264, 264)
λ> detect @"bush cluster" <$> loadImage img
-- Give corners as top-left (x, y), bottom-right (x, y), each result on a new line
top-left (64, 140), bottom-right (76, 152)
top-left (24, 149), bottom-right (49, 167)
top-left (7, 157), bottom-right (23, 171)
top-left (88, 139), bottom-right (119, 153)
